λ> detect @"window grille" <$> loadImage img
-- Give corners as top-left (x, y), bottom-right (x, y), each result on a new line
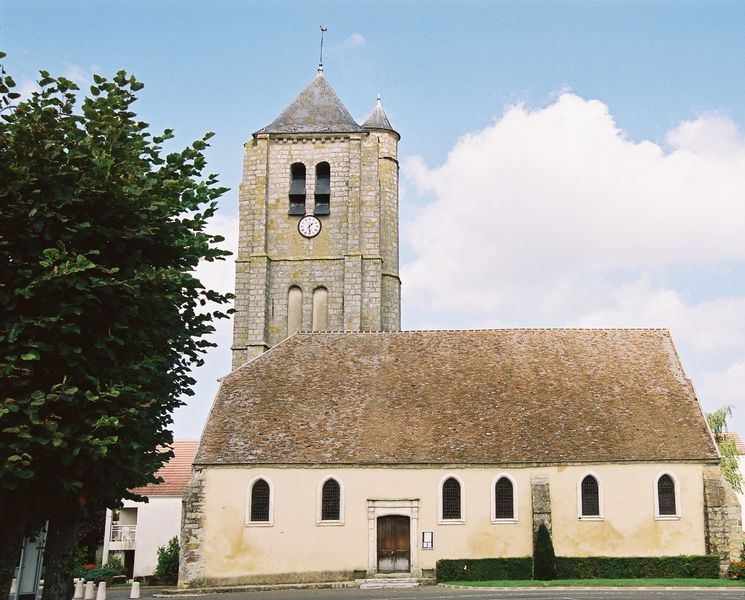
top-left (581, 475), bottom-right (600, 516)
top-left (289, 163), bottom-right (306, 215)
top-left (314, 162), bottom-right (330, 215)
top-left (657, 474), bottom-right (676, 515)
top-left (442, 477), bottom-right (461, 520)
top-left (250, 479), bottom-right (270, 522)
top-left (495, 477), bottom-right (514, 519)
top-left (321, 478), bottom-right (340, 521)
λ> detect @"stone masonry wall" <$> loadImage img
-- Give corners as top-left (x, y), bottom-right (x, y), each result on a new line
top-left (703, 465), bottom-right (742, 575)
top-left (531, 475), bottom-right (552, 537)
top-left (179, 468), bottom-right (206, 587)
top-left (232, 129), bottom-right (401, 367)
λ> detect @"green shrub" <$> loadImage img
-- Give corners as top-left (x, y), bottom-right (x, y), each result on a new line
top-left (74, 560), bottom-right (124, 583)
top-left (533, 523), bottom-right (557, 580)
top-left (435, 558), bottom-right (532, 582)
top-left (155, 537), bottom-right (180, 583)
top-left (728, 560), bottom-right (745, 580)
top-left (555, 555), bottom-right (720, 579)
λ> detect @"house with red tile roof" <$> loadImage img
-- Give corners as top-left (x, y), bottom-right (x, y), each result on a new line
top-left (103, 441), bottom-right (198, 578)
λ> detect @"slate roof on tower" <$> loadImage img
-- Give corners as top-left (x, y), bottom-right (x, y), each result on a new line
top-left (255, 72), bottom-right (364, 135)
top-left (362, 97), bottom-right (395, 131)
top-left (197, 329), bottom-right (718, 466)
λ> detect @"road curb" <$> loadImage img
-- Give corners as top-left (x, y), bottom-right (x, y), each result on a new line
top-left (154, 581), bottom-right (358, 596)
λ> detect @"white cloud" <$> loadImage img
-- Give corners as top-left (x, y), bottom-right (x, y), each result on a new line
top-left (346, 32), bottom-right (367, 47)
top-left (64, 64), bottom-right (90, 86)
top-left (16, 79), bottom-right (39, 102)
top-left (330, 33), bottom-right (367, 52)
top-left (400, 93), bottom-right (745, 432)
top-left (697, 361), bottom-right (745, 417)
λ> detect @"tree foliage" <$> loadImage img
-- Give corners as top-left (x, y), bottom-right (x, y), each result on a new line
top-left (0, 51), bottom-right (231, 595)
top-left (706, 406), bottom-right (743, 494)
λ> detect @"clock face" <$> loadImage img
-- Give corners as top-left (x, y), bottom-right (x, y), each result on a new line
top-left (298, 215), bottom-right (322, 238)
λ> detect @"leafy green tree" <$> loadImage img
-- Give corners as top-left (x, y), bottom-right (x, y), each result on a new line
top-left (0, 52), bottom-right (231, 599)
top-left (533, 523), bottom-right (557, 580)
top-left (155, 537), bottom-right (180, 583)
top-left (706, 406), bottom-right (744, 494)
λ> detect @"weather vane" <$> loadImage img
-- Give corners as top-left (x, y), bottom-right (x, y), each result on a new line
top-left (318, 25), bottom-right (327, 74)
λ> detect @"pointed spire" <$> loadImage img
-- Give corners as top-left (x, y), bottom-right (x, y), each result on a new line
top-left (362, 94), bottom-right (395, 131)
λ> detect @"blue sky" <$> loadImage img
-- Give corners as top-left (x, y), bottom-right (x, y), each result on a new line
top-left (4, 1), bottom-right (745, 439)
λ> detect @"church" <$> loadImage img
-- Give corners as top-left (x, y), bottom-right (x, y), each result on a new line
top-left (178, 66), bottom-right (741, 587)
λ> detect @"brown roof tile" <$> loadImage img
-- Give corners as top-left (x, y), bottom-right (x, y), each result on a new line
top-left (197, 330), bottom-right (718, 466)
top-left (130, 440), bottom-right (199, 497)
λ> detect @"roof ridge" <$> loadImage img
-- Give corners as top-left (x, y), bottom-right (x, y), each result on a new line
top-left (293, 327), bottom-right (670, 334)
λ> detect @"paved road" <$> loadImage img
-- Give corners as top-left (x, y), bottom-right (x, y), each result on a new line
top-left (107, 585), bottom-right (745, 600)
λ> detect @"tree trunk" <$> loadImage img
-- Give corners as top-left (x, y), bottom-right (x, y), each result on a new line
top-left (41, 510), bottom-right (81, 600)
top-left (0, 500), bottom-right (29, 600)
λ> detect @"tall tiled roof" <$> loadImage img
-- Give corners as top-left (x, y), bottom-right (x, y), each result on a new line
top-left (130, 440), bottom-right (199, 497)
top-left (197, 330), bottom-right (718, 466)
top-left (255, 73), bottom-right (363, 135)
top-left (723, 431), bottom-right (745, 454)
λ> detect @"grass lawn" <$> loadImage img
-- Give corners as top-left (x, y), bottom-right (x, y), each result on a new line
top-left (443, 579), bottom-right (745, 587)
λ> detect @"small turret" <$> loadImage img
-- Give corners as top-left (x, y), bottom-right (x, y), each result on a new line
top-left (363, 94), bottom-right (397, 134)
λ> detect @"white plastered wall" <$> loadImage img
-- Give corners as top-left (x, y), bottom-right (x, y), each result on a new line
top-left (104, 497), bottom-right (182, 577)
top-left (199, 463), bottom-right (706, 582)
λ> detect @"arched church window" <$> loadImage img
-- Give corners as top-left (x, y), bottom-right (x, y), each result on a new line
top-left (580, 474), bottom-right (600, 517)
top-left (656, 473), bottom-right (679, 517)
top-left (287, 286), bottom-right (303, 336)
top-left (312, 287), bottom-right (328, 331)
top-left (494, 476), bottom-right (514, 520)
top-left (289, 163), bottom-right (306, 215)
top-left (314, 162), bottom-right (330, 216)
top-left (441, 476), bottom-right (462, 521)
top-left (250, 478), bottom-right (271, 522)
top-left (321, 478), bottom-right (341, 521)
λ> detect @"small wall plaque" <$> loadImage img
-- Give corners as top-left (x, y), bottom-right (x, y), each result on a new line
top-left (422, 531), bottom-right (434, 549)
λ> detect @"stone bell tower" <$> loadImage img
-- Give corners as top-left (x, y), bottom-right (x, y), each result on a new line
top-left (231, 69), bottom-right (400, 368)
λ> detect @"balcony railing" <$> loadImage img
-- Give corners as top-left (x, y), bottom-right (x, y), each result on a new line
top-left (110, 524), bottom-right (136, 543)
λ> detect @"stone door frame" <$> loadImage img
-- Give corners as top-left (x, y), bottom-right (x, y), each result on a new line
top-left (367, 498), bottom-right (420, 577)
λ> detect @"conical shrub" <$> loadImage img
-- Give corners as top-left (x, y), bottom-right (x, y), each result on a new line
top-left (533, 523), bottom-right (557, 580)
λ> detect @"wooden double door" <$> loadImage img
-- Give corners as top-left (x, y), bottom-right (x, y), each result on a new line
top-left (377, 515), bottom-right (410, 572)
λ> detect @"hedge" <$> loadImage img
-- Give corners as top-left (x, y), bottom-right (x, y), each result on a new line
top-left (555, 555), bottom-right (720, 579)
top-left (436, 555), bottom-right (720, 582)
top-left (436, 558), bottom-right (533, 581)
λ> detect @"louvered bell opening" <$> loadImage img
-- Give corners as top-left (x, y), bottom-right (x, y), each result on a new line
top-left (315, 178), bottom-right (330, 195)
top-left (289, 179), bottom-right (306, 195)
top-left (289, 163), bottom-right (306, 215)
top-left (314, 162), bottom-right (330, 215)
top-left (288, 195), bottom-right (305, 215)
top-left (314, 194), bottom-right (330, 216)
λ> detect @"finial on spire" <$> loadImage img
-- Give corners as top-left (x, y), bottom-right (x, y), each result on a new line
top-left (318, 25), bottom-right (327, 75)
top-left (377, 93), bottom-right (381, 104)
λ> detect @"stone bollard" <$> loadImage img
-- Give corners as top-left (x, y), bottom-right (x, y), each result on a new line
top-left (84, 581), bottom-right (95, 600)
top-left (95, 581), bottom-right (106, 600)
top-left (73, 579), bottom-right (85, 599)
top-left (130, 581), bottom-right (140, 599)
